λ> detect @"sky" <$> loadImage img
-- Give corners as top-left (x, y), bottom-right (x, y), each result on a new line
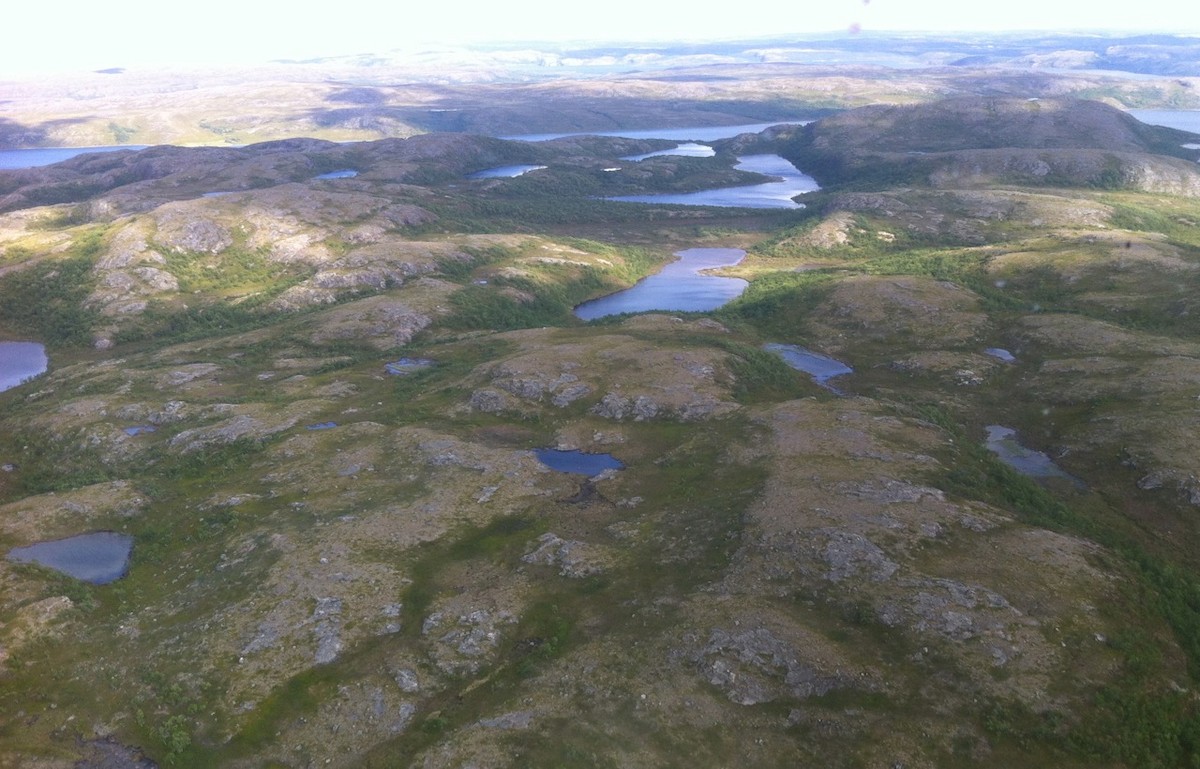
top-left (4, 0), bottom-right (1197, 74)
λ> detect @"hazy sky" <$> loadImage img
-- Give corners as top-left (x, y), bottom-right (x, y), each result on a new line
top-left (5, 0), bottom-right (1197, 74)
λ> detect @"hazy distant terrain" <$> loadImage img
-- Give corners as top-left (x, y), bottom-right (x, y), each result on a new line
top-left (4, 33), bottom-right (1200, 769)
top-left (2, 33), bottom-right (1199, 149)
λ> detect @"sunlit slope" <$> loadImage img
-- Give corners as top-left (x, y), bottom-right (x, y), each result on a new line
top-left (2, 106), bottom-right (1200, 768)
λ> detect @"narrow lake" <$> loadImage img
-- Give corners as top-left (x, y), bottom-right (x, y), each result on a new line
top-left (985, 425), bottom-right (1083, 487)
top-left (467, 164), bottom-right (547, 179)
top-left (764, 343), bottom-right (853, 391)
top-left (503, 122), bottom-right (809, 143)
top-left (0, 341), bottom-right (48, 392)
top-left (1128, 109), bottom-right (1200, 134)
top-left (606, 154), bottom-right (818, 209)
top-left (0, 145), bottom-right (147, 170)
top-left (574, 247), bottom-right (747, 320)
top-left (621, 143), bottom-right (715, 161)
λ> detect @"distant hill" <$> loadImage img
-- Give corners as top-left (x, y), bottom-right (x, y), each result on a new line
top-left (783, 97), bottom-right (1200, 194)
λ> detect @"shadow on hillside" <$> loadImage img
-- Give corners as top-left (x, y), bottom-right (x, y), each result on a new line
top-left (0, 116), bottom-right (94, 150)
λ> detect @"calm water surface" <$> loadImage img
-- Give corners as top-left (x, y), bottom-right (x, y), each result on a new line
top-left (574, 248), bottom-right (747, 320)
top-left (1128, 109), bottom-right (1200, 134)
top-left (468, 165), bottom-right (547, 179)
top-left (0, 341), bottom-right (48, 392)
top-left (621, 143), bottom-right (715, 161)
top-left (8, 532), bottom-right (134, 584)
top-left (504, 122), bottom-right (809, 142)
top-left (985, 426), bottom-right (1082, 486)
top-left (0, 145), bottom-right (147, 170)
top-left (313, 169), bottom-right (358, 179)
top-left (764, 343), bottom-right (853, 390)
top-left (606, 154), bottom-right (817, 209)
top-left (535, 449), bottom-right (624, 475)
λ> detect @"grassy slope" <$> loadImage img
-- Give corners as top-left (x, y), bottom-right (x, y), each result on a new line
top-left (2, 110), bottom-right (1200, 768)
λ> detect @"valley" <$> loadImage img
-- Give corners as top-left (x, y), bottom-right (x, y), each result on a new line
top-left (2, 42), bottom-right (1200, 768)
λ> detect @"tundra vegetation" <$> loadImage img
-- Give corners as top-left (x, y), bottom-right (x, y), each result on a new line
top-left (2, 60), bottom-right (1200, 769)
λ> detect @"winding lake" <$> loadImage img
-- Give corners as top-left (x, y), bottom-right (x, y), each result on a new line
top-left (574, 248), bottom-right (747, 320)
top-left (606, 154), bottom-right (818, 209)
top-left (0, 341), bottom-right (48, 392)
top-left (8, 532), bottom-right (134, 584)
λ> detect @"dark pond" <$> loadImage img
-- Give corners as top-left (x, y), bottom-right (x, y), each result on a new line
top-left (468, 165), bottom-right (547, 179)
top-left (605, 154), bottom-right (818, 209)
top-left (0, 341), bottom-right (48, 392)
top-left (123, 426), bottom-right (157, 436)
top-left (535, 449), bottom-right (624, 476)
top-left (984, 348), bottom-right (1016, 363)
top-left (313, 169), bottom-right (358, 179)
top-left (385, 357), bottom-right (436, 375)
top-left (307, 422), bottom-right (338, 430)
top-left (985, 425), bottom-right (1083, 486)
top-left (764, 343), bottom-right (853, 390)
top-left (8, 532), bottom-right (134, 584)
top-left (574, 247), bottom-right (747, 320)
top-left (0, 145), bottom-right (147, 170)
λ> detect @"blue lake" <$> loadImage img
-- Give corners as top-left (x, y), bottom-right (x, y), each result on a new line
top-left (468, 164), bottom-right (547, 179)
top-left (313, 169), bottom-right (358, 179)
top-left (123, 426), bottom-right (157, 436)
top-left (622, 143), bottom-right (716, 161)
top-left (984, 348), bottom-right (1016, 363)
top-left (535, 449), bottom-right (624, 475)
top-left (764, 343), bottom-right (853, 390)
top-left (8, 531), bottom-right (134, 584)
top-left (0, 145), bottom-right (147, 170)
top-left (1129, 109), bottom-right (1200, 135)
top-left (985, 425), bottom-right (1083, 486)
top-left (574, 247), bottom-right (747, 320)
top-left (504, 122), bottom-right (808, 143)
top-left (606, 154), bottom-right (818, 209)
top-left (385, 357), bottom-right (436, 375)
top-left (0, 341), bottom-right (48, 392)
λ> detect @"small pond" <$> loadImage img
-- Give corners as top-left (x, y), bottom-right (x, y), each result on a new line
top-left (0, 341), bottom-right (48, 393)
top-left (574, 247), bottom-right (747, 320)
top-left (764, 343), bottom-right (853, 390)
top-left (535, 449), bottom-right (624, 476)
top-left (385, 357), bottom-right (436, 375)
top-left (7, 532), bottom-right (134, 584)
top-left (984, 348), bottom-right (1016, 363)
top-left (313, 169), bottom-right (358, 180)
top-left (605, 154), bottom-right (818, 209)
top-left (123, 425), bottom-right (157, 436)
top-left (307, 422), bottom-right (338, 431)
top-left (468, 165), bottom-right (547, 179)
top-left (985, 425), bottom-right (1083, 486)
top-left (621, 143), bottom-right (715, 161)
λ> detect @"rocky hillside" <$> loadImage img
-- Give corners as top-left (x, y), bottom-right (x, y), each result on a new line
top-left (784, 97), bottom-right (1200, 193)
top-left (3, 113), bottom-right (1200, 769)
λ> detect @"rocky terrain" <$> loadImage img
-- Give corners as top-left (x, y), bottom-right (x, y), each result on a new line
top-left (1, 98), bottom-right (1200, 768)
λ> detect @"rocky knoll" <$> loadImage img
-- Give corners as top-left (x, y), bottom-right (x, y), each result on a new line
top-left (785, 97), bottom-right (1200, 193)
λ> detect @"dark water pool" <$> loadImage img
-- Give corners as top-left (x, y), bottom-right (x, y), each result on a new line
top-left (8, 532), bottom-right (134, 584)
top-left (764, 343), bottom-right (853, 389)
top-left (534, 449), bottom-right (624, 476)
